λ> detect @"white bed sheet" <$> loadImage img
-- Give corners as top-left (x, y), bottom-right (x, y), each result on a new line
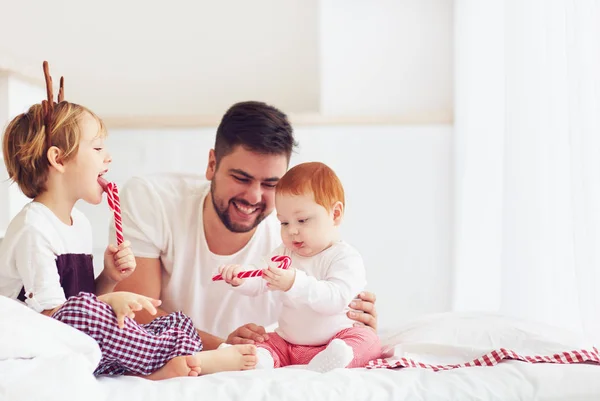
top-left (3, 298), bottom-right (600, 401)
top-left (95, 362), bottom-right (600, 401)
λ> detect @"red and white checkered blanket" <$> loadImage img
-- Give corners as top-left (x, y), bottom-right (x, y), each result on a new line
top-left (366, 346), bottom-right (600, 371)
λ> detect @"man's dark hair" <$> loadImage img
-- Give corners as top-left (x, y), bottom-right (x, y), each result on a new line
top-left (214, 101), bottom-right (297, 163)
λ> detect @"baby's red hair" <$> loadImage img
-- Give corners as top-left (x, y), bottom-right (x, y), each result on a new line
top-left (276, 162), bottom-right (345, 210)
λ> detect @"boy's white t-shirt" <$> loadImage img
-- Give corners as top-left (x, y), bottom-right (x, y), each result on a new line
top-left (115, 173), bottom-right (282, 338)
top-left (0, 202), bottom-right (93, 312)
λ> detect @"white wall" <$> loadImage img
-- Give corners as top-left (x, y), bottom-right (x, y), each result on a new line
top-left (0, 0), bottom-right (453, 121)
top-left (319, 0), bottom-right (453, 118)
top-left (451, 0), bottom-right (505, 311)
top-left (0, 73), bottom-right (9, 235)
top-left (74, 125), bottom-right (452, 332)
top-left (0, 0), bottom-right (320, 116)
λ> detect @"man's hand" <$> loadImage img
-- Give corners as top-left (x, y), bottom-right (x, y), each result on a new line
top-left (226, 323), bottom-right (270, 345)
top-left (98, 291), bottom-right (161, 329)
top-left (103, 240), bottom-right (137, 282)
top-left (347, 291), bottom-right (378, 331)
top-left (262, 266), bottom-right (296, 292)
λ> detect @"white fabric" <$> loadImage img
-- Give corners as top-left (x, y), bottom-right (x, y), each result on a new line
top-left (306, 339), bottom-right (354, 373)
top-left (3, 304), bottom-right (600, 400)
top-left (378, 312), bottom-right (596, 366)
top-left (115, 173), bottom-right (282, 338)
top-left (236, 241), bottom-right (365, 345)
top-left (255, 347), bottom-right (275, 369)
top-left (94, 361), bottom-right (600, 401)
top-left (0, 295), bottom-right (103, 401)
top-left (0, 202), bottom-right (92, 312)
top-left (453, 0), bottom-right (600, 341)
top-left (0, 295), bottom-right (101, 365)
top-left (4, 358), bottom-right (597, 401)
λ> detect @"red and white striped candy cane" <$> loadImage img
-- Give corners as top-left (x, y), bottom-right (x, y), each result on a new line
top-left (105, 182), bottom-right (124, 246)
top-left (212, 255), bottom-right (292, 281)
top-left (99, 177), bottom-right (126, 272)
top-left (104, 182), bottom-right (123, 245)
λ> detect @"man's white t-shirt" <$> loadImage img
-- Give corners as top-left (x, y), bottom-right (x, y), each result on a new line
top-left (114, 173), bottom-right (282, 338)
top-left (235, 241), bottom-right (366, 346)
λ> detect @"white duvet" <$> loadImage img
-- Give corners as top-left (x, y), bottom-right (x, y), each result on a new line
top-left (2, 295), bottom-right (600, 401)
top-left (0, 296), bottom-right (102, 401)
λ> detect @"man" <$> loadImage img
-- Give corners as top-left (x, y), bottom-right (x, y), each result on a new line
top-left (113, 101), bottom-right (377, 350)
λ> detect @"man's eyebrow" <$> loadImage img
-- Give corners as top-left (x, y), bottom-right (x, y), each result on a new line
top-left (229, 169), bottom-right (253, 179)
top-left (230, 169), bottom-right (280, 182)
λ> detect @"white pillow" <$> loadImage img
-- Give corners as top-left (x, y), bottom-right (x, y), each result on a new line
top-left (0, 295), bottom-right (101, 371)
top-left (379, 312), bottom-right (596, 365)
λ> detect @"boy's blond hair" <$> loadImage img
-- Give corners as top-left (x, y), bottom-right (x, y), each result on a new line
top-left (2, 62), bottom-right (106, 198)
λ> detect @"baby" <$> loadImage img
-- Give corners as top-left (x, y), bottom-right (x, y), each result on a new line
top-left (218, 162), bottom-right (381, 371)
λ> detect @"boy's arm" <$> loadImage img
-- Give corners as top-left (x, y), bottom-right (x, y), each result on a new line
top-left (95, 272), bottom-right (117, 296)
top-left (115, 256), bottom-right (226, 349)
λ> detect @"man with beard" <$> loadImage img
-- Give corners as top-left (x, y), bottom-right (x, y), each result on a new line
top-left (113, 101), bottom-right (378, 350)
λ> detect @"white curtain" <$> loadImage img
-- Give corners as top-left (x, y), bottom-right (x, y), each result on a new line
top-left (453, 0), bottom-right (600, 342)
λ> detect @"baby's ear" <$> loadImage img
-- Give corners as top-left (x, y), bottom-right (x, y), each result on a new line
top-left (332, 201), bottom-right (344, 226)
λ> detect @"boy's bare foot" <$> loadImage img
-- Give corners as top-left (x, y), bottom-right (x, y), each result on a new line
top-left (145, 354), bottom-right (202, 380)
top-left (196, 344), bottom-right (257, 374)
top-left (143, 344), bottom-right (255, 380)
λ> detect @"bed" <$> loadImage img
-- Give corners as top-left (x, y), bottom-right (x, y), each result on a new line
top-left (2, 296), bottom-right (600, 401)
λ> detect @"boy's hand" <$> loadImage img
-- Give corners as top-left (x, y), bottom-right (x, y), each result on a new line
top-left (218, 264), bottom-right (245, 287)
top-left (103, 240), bottom-right (136, 283)
top-left (262, 266), bottom-right (296, 292)
top-left (98, 291), bottom-right (161, 328)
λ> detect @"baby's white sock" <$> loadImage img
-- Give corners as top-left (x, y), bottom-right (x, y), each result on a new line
top-left (256, 347), bottom-right (275, 369)
top-left (307, 339), bottom-right (354, 373)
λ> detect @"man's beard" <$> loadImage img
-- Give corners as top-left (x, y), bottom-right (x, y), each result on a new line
top-left (210, 180), bottom-right (267, 233)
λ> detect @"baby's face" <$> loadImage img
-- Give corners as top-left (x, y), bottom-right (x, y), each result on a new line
top-left (275, 191), bottom-right (339, 257)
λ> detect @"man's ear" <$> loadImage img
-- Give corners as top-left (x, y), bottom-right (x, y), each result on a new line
top-left (206, 149), bottom-right (217, 180)
top-left (47, 146), bottom-right (65, 173)
top-left (332, 201), bottom-right (344, 226)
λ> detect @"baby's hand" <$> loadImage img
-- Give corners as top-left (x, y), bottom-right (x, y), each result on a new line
top-left (103, 240), bottom-right (136, 282)
top-left (98, 291), bottom-right (161, 328)
top-left (263, 265), bottom-right (296, 292)
top-left (218, 264), bottom-right (244, 287)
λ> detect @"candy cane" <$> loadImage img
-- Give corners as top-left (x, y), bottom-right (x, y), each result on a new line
top-left (107, 184), bottom-right (123, 246)
top-left (212, 255), bottom-right (291, 281)
top-left (99, 177), bottom-right (126, 272)
top-left (99, 177), bottom-right (123, 245)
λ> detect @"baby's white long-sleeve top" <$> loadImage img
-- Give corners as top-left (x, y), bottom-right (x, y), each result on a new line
top-left (234, 241), bottom-right (366, 346)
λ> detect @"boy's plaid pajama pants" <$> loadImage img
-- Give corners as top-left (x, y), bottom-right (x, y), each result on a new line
top-left (52, 292), bottom-right (203, 376)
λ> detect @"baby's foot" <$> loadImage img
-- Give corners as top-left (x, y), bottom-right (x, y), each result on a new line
top-left (307, 339), bottom-right (354, 373)
top-left (146, 354), bottom-right (202, 380)
top-left (256, 347), bottom-right (275, 369)
top-left (196, 344), bottom-right (257, 374)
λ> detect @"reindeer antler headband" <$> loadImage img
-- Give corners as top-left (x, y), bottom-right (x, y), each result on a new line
top-left (41, 60), bottom-right (65, 134)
